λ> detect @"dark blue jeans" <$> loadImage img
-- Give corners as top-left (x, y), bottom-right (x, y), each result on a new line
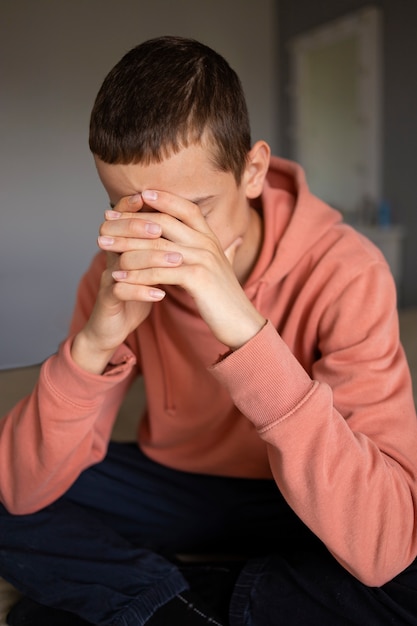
top-left (1, 442), bottom-right (417, 625)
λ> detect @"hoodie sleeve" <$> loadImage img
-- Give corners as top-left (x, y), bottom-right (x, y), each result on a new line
top-left (211, 261), bottom-right (417, 587)
top-left (0, 252), bottom-right (138, 514)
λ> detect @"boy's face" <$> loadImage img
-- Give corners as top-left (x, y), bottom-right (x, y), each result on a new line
top-left (95, 143), bottom-right (254, 250)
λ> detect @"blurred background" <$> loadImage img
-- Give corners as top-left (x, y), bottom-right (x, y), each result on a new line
top-left (278, 0), bottom-right (417, 314)
top-left (1, 0), bottom-right (416, 369)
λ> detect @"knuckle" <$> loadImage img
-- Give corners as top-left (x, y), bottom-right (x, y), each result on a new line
top-left (189, 201), bottom-right (201, 217)
top-left (100, 268), bottom-right (114, 287)
top-left (186, 263), bottom-right (205, 285)
top-left (125, 219), bottom-right (139, 236)
top-left (118, 251), bottom-right (133, 270)
top-left (200, 245), bottom-right (218, 266)
top-left (144, 267), bottom-right (160, 283)
top-left (99, 221), bottom-right (109, 236)
top-left (154, 237), bottom-right (169, 252)
top-left (112, 281), bottom-right (126, 299)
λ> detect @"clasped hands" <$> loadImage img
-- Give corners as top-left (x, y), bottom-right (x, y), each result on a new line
top-left (73, 190), bottom-right (265, 374)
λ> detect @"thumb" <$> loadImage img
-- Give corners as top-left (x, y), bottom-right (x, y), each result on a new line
top-left (224, 237), bottom-right (243, 266)
top-left (117, 193), bottom-right (144, 214)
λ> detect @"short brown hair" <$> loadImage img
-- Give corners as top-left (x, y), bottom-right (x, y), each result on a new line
top-left (89, 36), bottom-right (251, 182)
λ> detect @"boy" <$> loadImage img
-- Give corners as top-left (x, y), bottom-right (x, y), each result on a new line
top-left (1, 35), bottom-right (417, 625)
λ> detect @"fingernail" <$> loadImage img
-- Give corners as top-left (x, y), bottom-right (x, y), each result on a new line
top-left (149, 288), bottom-right (165, 300)
top-left (98, 235), bottom-right (114, 246)
top-left (105, 210), bottom-right (121, 219)
top-left (112, 270), bottom-right (127, 280)
top-left (165, 252), bottom-right (182, 264)
top-left (142, 190), bottom-right (158, 201)
top-left (128, 194), bottom-right (142, 204)
top-left (145, 222), bottom-right (162, 235)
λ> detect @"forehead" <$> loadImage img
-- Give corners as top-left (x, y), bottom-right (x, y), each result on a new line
top-left (93, 143), bottom-right (236, 201)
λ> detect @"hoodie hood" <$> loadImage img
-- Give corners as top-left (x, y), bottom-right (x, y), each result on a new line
top-left (245, 155), bottom-right (343, 297)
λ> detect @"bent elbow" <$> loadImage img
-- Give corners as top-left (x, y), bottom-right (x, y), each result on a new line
top-left (1, 490), bottom-right (54, 516)
top-left (345, 556), bottom-right (414, 589)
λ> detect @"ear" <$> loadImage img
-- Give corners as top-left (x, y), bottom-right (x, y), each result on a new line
top-left (242, 141), bottom-right (271, 199)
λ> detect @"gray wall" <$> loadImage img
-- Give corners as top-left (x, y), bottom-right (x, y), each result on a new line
top-left (0, 0), bottom-right (279, 369)
top-left (277, 0), bottom-right (417, 308)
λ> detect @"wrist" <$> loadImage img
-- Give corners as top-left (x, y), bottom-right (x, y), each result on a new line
top-left (71, 330), bottom-right (116, 375)
top-left (228, 313), bottom-right (267, 351)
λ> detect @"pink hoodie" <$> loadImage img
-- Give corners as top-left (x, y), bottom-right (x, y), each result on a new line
top-left (1, 156), bottom-right (416, 587)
